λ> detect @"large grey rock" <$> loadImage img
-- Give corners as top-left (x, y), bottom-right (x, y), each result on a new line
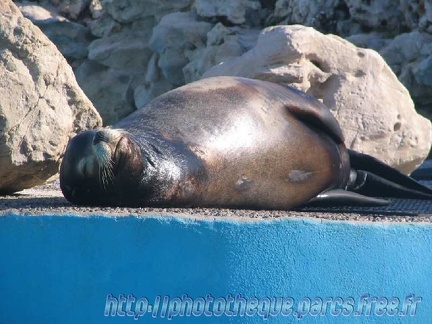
top-left (0, 0), bottom-right (101, 193)
top-left (379, 31), bottom-right (432, 115)
top-left (89, 12), bottom-right (122, 37)
top-left (89, 10), bottom-right (156, 38)
top-left (88, 32), bottom-right (153, 70)
top-left (204, 25), bottom-right (431, 173)
top-left (75, 59), bottom-right (135, 125)
top-left (345, 0), bottom-right (404, 32)
top-left (271, 0), bottom-right (351, 33)
top-left (270, 0), bottom-right (432, 35)
top-left (131, 12), bottom-right (211, 108)
top-left (17, 1), bottom-right (93, 61)
top-left (138, 20), bottom-right (260, 108)
top-left (348, 31), bottom-right (432, 117)
top-left (184, 23), bottom-right (259, 83)
top-left (401, 0), bottom-right (432, 32)
top-left (150, 12), bottom-right (212, 86)
top-left (194, 0), bottom-right (261, 25)
top-left (419, 0), bottom-right (432, 32)
top-left (50, 0), bottom-right (91, 19)
top-left (100, 0), bottom-right (193, 23)
top-left (346, 32), bottom-right (391, 52)
top-left (132, 53), bottom-right (174, 109)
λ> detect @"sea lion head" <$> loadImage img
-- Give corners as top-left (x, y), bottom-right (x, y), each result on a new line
top-left (60, 128), bottom-right (144, 205)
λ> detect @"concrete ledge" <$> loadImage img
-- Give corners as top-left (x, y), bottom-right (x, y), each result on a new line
top-left (1, 212), bottom-right (431, 323)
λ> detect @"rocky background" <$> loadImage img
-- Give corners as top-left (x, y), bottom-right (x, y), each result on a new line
top-left (14, 0), bottom-right (432, 122)
top-left (2, 0), bottom-right (432, 192)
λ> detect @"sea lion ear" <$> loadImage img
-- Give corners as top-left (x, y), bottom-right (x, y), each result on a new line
top-left (280, 86), bottom-right (344, 144)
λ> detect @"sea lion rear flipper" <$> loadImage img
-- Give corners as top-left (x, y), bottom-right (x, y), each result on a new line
top-left (305, 189), bottom-right (389, 207)
top-left (348, 150), bottom-right (432, 199)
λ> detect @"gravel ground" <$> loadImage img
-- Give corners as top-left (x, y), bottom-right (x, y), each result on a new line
top-left (1, 179), bottom-right (432, 223)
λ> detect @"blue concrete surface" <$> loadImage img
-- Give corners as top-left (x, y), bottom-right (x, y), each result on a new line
top-left (0, 214), bottom-right (431, 323)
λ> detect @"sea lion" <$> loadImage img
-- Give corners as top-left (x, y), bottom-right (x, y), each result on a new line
top-left (60, 76), bottom-right (432, 209)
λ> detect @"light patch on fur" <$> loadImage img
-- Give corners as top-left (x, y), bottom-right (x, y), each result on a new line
top-left (77, 158), bottom-right (95, 177)
top-left (235, 174), bottom-right (254, 191)
top-left (208, 116), bottom-right (256, 151)
top-left (288, 170), bottom-right (313, 182)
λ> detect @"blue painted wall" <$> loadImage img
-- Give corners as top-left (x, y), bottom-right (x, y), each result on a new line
top-left (0, 214), bottom-right (431, 323)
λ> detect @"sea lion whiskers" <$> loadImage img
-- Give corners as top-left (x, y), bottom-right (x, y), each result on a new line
top-left (92, 129), bottom-right (125, 191)
top-left (92, 140), bottom-right (113, 191)
top-left (100, 157), bottom-right (115, 191)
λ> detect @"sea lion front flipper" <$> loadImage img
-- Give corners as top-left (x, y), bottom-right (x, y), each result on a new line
top-left (304, 189), bottom-right (389, 207)
top-left (279, 86), bottom-right (344, 144)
